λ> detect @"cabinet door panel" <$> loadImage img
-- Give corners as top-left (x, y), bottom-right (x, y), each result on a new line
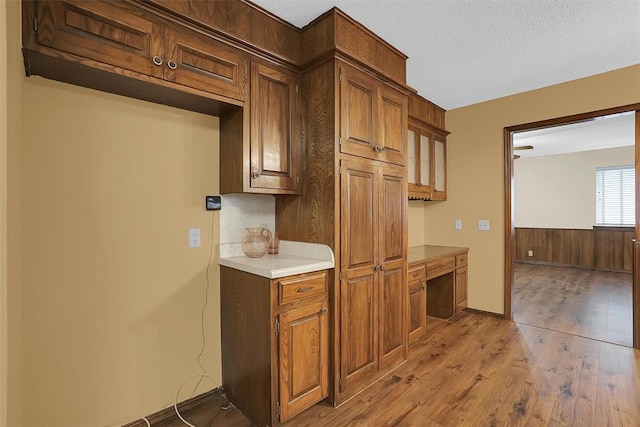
top-left (340, 273), bottom-right (378, 389)
top-left (279, 301), bottom-right (329, 422)
top-left (455, 265), bottom-right (468, 312)
top-left (250, 63), bottom-right (301, 192)
top-left (36, 0), bottom-right (164, 78)
top-left (341, 160), bottom-right (378, 274)
top-left (165, 26), bottom-right (248, 100)
top-left (408, 278), bottom-right (426, 344)
top-left (339, 66), bottom-right (376, 158)
top-left (378, 85), bottom-right (407, 166)
top-left (379, 265), bottom-right (406, 367)
top-left (379, 166), bottom-right (406, 265)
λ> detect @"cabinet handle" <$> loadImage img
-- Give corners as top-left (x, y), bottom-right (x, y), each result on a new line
top-left (412, 272), bottom-right (420, 278)
top-left (297, 286), bottom-right (313, 293)
top-left (373, 145), bottom-right (381, 152)
top-left (380, 146), bottom-right (386, 152)
top-left (251, 172), bottom-right (259, 179)
top-left (167, 60), bottom-right (177, 70)
top-left (321, 307), bottom-right (328, 315)
top-left (152, 56), bottom-right (163, 66)
top-left (380, 264), bottom-right (385, 271)
top-left (374, 265), bottom-right (381, 272)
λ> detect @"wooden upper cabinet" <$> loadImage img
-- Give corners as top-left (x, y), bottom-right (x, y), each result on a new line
top-left (339, 64), bottom-right (407, 166)
top-left (278, 300), bottom-right (329, 422)
top-left (408, 93), bottom-right (448, 201)
top-left (165, 25), bottom-right (248, 101)
top-left (30, 0), bottom-right (249, 102)
top-left (34, 0), bottom-right (165, 78)
top-left (250, 62), bottom-right (301, 193)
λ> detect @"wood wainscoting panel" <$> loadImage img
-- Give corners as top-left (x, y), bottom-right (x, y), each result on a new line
top-left (515, 227), bottom-right (633, 272)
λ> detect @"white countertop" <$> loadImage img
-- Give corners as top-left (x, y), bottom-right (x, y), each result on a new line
top-left (219, 240), bottom-right (335, 279)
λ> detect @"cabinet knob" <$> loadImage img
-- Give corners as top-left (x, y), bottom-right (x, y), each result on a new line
top-left (251, 172), bottom-right (260, 179)
top-left (374, 265), bottom-right (380, 272)
top-left (380, 264), bottom-right (385, 271)
top-left (152, 56), bottom-right (163, 66)
top-left (167, 60), bottom-right (177, 70)
top-left (321, 307), bottom-right (328, 315)
top-left (297, 287), bottom-right (313, 293)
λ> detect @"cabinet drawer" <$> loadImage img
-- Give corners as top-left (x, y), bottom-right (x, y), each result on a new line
top-left (426, 257), bottom-right (455, 279)
top-left (278, 271), bottom-right (327, 305)
top-left (456, 254), bottom-right (468, 267)
top-left (408, 265), bottom-right (426, 282)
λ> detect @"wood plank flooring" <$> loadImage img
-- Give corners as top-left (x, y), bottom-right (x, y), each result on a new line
top-left (513, 262), bottom-right (633, 347)
top-left (159, 312), bottom-right (640, 426)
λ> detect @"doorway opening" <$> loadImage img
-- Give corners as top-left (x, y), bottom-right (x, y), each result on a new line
top-left (504, 104), bottom-right (640, 349)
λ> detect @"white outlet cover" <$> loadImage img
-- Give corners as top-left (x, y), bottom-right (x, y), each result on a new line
top-left (454, 219), bottom-right (462, 230)
top-left (189, 228), bottom-right (201, 248)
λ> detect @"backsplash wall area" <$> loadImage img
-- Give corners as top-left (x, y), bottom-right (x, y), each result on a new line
top-left (220, 194), bottom-right (276, 244)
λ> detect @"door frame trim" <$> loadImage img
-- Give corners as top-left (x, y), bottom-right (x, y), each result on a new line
top-left (503, 103), bottom-right (640, 350)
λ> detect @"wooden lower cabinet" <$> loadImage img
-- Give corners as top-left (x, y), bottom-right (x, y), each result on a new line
top-left (220, 267), bottom-right (329, 426)
top-left (407, 247), bottom-right (469, 344)
top-left (339, 157), bottom-right (407, 397)
top-left (408, 265), bottom-right (426, 344)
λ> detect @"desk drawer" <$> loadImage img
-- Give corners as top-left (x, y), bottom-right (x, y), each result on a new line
top-left (278, 271), bottom-right (327, 305)
top-left (426, 257), bottom-right (455, 279)
top-left (456, 253), bottom-right (468, 267)
top-left (408, 265), bottom-right (426, 282)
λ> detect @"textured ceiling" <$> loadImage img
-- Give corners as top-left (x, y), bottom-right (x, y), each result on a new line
top-left (513, 112), bottom-right (635, 158)
top-left (250, 0), bottom-right (640, 110)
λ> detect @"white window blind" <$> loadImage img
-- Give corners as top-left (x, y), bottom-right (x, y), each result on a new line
top-left (595, 165), bottom-right (635, 226)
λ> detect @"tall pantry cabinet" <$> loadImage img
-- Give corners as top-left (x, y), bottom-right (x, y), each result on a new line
top-left (276, 9), bottom-right (409, 405)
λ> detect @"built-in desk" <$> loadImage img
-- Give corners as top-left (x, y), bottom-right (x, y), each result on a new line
top-left (407, 245), bottom-right (469, 344)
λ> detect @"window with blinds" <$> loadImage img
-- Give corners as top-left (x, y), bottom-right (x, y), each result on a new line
top-left (595, 165), bottom-right (635, 226)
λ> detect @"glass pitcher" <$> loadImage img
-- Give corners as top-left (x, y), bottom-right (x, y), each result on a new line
top-left (241, 227), bottom-right (272, 258)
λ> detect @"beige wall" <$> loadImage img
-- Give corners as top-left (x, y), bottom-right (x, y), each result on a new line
top-left (408, 202), bottom-right (427, 247)
top-left (8, 2), bottom-right (223, 423)
top-left (1, 0), bottom-right (8, 424)
top-left (18, 77), bottom-right (221, 426)
top-left (515, 146), bottom-right (634, 229)
top-left (423, 64), bottom-right (640, 314)
top-left (6, 0), bottom-right (23, 425)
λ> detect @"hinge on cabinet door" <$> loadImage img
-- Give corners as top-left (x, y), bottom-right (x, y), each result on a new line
top-left (33, 17), bottom-right (38, 32)
top-left (339, 166), bottom-right (342, 175)
top-left (339, 136), bottom-right (342, 145)
top-left (339, 376), bottom-right (343, 387)
top-left (339, 71), bottom-right (342, 83)
top-left (277, 402), bottom-right (281, 418)
top-left (275, 319), bottom-right (280, 336)
top-left (296, 175), bottom-right (299, 184)
top-left (338, 271), bottom-right (342, 281)
top-left (296, 84), bottom-right (299, 94)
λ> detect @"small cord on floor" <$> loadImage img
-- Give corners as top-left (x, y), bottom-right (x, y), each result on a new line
top-left (175, 374), bottom-right (217, 427)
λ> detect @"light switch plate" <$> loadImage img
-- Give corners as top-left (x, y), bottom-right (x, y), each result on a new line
top-left (478, 220), bottom-right (490, 231)
top-left (454, 219), bottom-right (462, 230)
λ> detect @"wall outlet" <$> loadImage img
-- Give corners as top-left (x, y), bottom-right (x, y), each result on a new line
top-left (454, 219), bottom-right (462, 230)
top-left (189, 228), bottom-right (201, 248)
top-left (478, 220), bottom-right (490, 231)
top-left (528, 250), bottom-right (533, 257)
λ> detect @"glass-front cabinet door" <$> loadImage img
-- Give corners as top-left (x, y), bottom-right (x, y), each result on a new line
top-left (432, 133), bottom-right (447, 200)
top-left (407, 123), bottom-right (433, 200)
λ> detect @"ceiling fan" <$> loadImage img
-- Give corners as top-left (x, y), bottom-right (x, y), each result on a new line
top-left (513, 145), bottom-right (533, 160)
